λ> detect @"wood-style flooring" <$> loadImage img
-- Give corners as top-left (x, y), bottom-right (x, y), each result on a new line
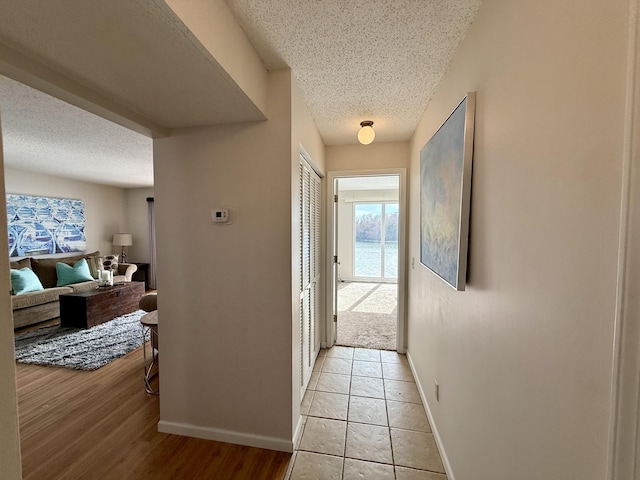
top-left (16, 346), bottom-right (291, 480)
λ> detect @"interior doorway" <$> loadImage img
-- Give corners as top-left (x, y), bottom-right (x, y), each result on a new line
top-left (328, 172), bottom-right (406, 352)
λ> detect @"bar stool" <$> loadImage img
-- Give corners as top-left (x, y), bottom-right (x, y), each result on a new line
top-left (141, 310), bottom-right (158, 394)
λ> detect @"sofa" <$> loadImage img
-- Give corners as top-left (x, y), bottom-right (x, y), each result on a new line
top-left (9, 251), bottom-right (137, 330)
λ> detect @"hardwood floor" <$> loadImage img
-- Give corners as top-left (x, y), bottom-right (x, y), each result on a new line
top-left (16, 347), bottom-right (291, 480)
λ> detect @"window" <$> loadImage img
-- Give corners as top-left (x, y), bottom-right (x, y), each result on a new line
top-left (354, 202), bottom-right (398, 279)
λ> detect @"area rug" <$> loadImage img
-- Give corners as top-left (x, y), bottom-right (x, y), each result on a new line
top-left (14, 310), bottom-right (147, 371)
top-left (336, 282), bottom-right (397, 350)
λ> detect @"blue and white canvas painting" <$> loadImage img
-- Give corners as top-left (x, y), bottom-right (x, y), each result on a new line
top-left (420, 96), bottom-right (473, 290)
top-left (6, 194), bottom-right (86, 257)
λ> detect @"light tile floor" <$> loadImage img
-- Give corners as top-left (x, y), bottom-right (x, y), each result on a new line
top-left (288, 346), bottom-right (447, 480)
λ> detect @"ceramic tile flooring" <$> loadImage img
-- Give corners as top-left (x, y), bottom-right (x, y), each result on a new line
top-left (287, 346), bottom-right (447, 480)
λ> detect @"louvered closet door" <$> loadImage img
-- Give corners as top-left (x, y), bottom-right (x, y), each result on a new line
top-left (300, 157), bottom-right (321, 393)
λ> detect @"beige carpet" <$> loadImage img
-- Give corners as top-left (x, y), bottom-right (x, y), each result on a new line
top-left (336, 282), bottom-right (397, 351)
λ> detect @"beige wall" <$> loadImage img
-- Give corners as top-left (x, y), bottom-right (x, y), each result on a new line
top-left (326, 142), bottom-right (409, 172)
top-left (154, 69), bottom-right (301, 451)
top-left (0, 119), bottom-right (22, 480)
top-left (5, 168), bottom-right (127, 256)
top-left (164, 0), bottom-right (268, 117)
top-left (124, 187), bottom-right (154, 263)
top-left (407, 0), bottom-right (629, 479)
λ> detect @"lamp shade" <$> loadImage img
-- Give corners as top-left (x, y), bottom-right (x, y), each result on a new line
top-left (112, 233), bottom-right (133, 246)
top-left (357, 120), bottom-right (375, 145)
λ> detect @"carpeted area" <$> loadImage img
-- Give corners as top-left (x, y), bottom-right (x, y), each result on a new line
top-left (14, 310), bottom-right (147, 370)
top-left (336, 282), bottom-right (397, 350)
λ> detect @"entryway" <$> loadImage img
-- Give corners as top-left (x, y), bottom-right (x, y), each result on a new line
top-left (327, 171), bottom-right (406, 353)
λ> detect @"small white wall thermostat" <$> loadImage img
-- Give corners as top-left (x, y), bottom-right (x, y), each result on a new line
top-left (211, 208), bottom-right (231, 224)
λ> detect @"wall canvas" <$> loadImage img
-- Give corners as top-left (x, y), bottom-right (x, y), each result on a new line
top-left (420, 93), bottom-right (475, 291)
top-left (6, 194), bottom-right (86, 257)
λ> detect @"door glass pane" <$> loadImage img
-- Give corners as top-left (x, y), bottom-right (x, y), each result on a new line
top-left (354, 204), bottom-right (382, 277)
top-left (384, 203), bottom-right (399, 279)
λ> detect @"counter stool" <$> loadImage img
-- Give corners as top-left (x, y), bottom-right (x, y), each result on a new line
top-left (141, 310), bottom-right (158, 394)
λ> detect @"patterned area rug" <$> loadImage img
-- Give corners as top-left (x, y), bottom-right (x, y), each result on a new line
top-left (14, 310), bottom-right (147, 370)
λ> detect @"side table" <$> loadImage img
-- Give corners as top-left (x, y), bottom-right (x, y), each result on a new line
top-left (141, 310), bottom-right (158, 394)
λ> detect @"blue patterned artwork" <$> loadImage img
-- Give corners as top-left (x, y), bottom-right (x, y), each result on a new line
top-left (6, 194), bottom-right (86, 257)
top-left (420, 93), bottom-right (475, 291)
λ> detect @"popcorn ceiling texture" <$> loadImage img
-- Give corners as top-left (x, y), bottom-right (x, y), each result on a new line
top-left (225, 0), bottom-right (482, 145)
top-left (0, 1), bottom-right (481, 187)
top-left (0, 76), bottom-right (153, 188)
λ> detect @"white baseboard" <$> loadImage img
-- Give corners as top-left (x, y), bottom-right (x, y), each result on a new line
top-left (406, 350), bottom-right (455, 480)
top-left (293, 415), bottom-right (304, 450)
top-left (157, 420), bottom-right (294, 453)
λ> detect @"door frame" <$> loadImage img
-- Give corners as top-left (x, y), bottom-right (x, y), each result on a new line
top-left (325, 168), bottom-right (407, 353)
top-left (609, 0), bottom-right (640, 478)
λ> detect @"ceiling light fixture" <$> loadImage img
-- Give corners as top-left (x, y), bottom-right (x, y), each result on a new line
top-left (357, 120), bottom-right (375, 145)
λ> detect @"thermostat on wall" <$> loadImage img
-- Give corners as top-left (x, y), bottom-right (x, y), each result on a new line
top-left (211, 208), bottom-right (231, 224)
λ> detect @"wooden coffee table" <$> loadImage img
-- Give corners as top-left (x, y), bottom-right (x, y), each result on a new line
top-left (59, 282), bottom-right (145, 328)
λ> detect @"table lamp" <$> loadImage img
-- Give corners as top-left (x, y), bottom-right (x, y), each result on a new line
top-left (112, 233), bottom-right (133, 263)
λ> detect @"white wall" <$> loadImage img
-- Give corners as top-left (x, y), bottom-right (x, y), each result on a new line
top-left (154, 69), bottom-right (307, 451)
top-left (407, 1), bottom-right (630, 479)
top-left (5, 168), bottom-right (127, 256)
top-left (124, 187), bottom-right (154, 263)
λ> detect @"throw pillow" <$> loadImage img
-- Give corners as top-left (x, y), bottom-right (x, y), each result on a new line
top-left (85, 255), bottom-right (103, 279)
top-left (56, 258), bottom-right (94, 286)
top-left (102, 254), bottom-right (119, 272)
top-left (10, 268), bottom-right (44, 295)
top-left (10, 257), bottom-right (32, 271)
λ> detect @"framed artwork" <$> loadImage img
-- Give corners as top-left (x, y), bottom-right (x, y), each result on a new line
top-left (420, 92), bottom-right (476, 291)
top-left (6, 193), bottom-right (86, 257)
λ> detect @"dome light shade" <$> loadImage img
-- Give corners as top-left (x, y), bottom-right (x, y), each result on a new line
top-left (357, 120), bottom-right (375, 145)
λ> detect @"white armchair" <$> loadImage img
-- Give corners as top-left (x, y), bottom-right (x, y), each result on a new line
top-left (114, 263), bottom-right (137, 283)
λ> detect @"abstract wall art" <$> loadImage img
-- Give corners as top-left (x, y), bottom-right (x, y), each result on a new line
top-left (420, 93), bottom-right (476, 291)
top-left (6, 194), bottom-right (86, 257)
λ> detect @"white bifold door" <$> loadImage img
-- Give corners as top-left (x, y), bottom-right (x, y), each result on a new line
top-left (299, 156), bottom-right (321, 394)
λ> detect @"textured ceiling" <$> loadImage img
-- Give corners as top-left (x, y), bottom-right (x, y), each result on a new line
top-left (0, 75), bottom-right (153, 188)
top-left (0, 0), bottom-right (482, 187)
top-left (0, 0), bottom-right (264, 188)
top-left (0, 0), bottom-right (265, 129)
top-left (225, 0), bottom-right (482, 145)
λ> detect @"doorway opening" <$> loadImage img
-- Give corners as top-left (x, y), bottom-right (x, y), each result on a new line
top-left (330, 173), bottom-right (404, 351)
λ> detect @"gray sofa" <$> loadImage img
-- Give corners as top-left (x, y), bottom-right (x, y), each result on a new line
top-left (10, 252), bottom-right (137, 329)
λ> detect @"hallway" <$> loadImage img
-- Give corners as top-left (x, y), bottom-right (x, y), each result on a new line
top-left (288, 346), bottom-right (446, 479)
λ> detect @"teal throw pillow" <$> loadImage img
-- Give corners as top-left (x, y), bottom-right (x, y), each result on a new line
top-left (56, 258), bottom-right (94, 286)
top-left (10, 268), bottom-right (44, 295)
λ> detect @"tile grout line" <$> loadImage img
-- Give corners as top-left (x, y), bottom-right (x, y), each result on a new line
top-left (296, 348), bottom-right (445, 479)
top-left (340, 353), bottom-right (352, 480)
top-left (381, 354), bottom-right (400, 479)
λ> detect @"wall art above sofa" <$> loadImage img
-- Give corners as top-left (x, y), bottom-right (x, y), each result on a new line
top-left (6, 193), bottom-right (86, 257)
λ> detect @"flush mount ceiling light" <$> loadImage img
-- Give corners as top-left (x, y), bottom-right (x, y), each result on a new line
top-left (357, 120), bottom-right (375, 145)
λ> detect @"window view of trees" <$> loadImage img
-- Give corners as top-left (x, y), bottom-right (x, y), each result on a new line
top-left (355, 211), bottom-right (398, 242)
